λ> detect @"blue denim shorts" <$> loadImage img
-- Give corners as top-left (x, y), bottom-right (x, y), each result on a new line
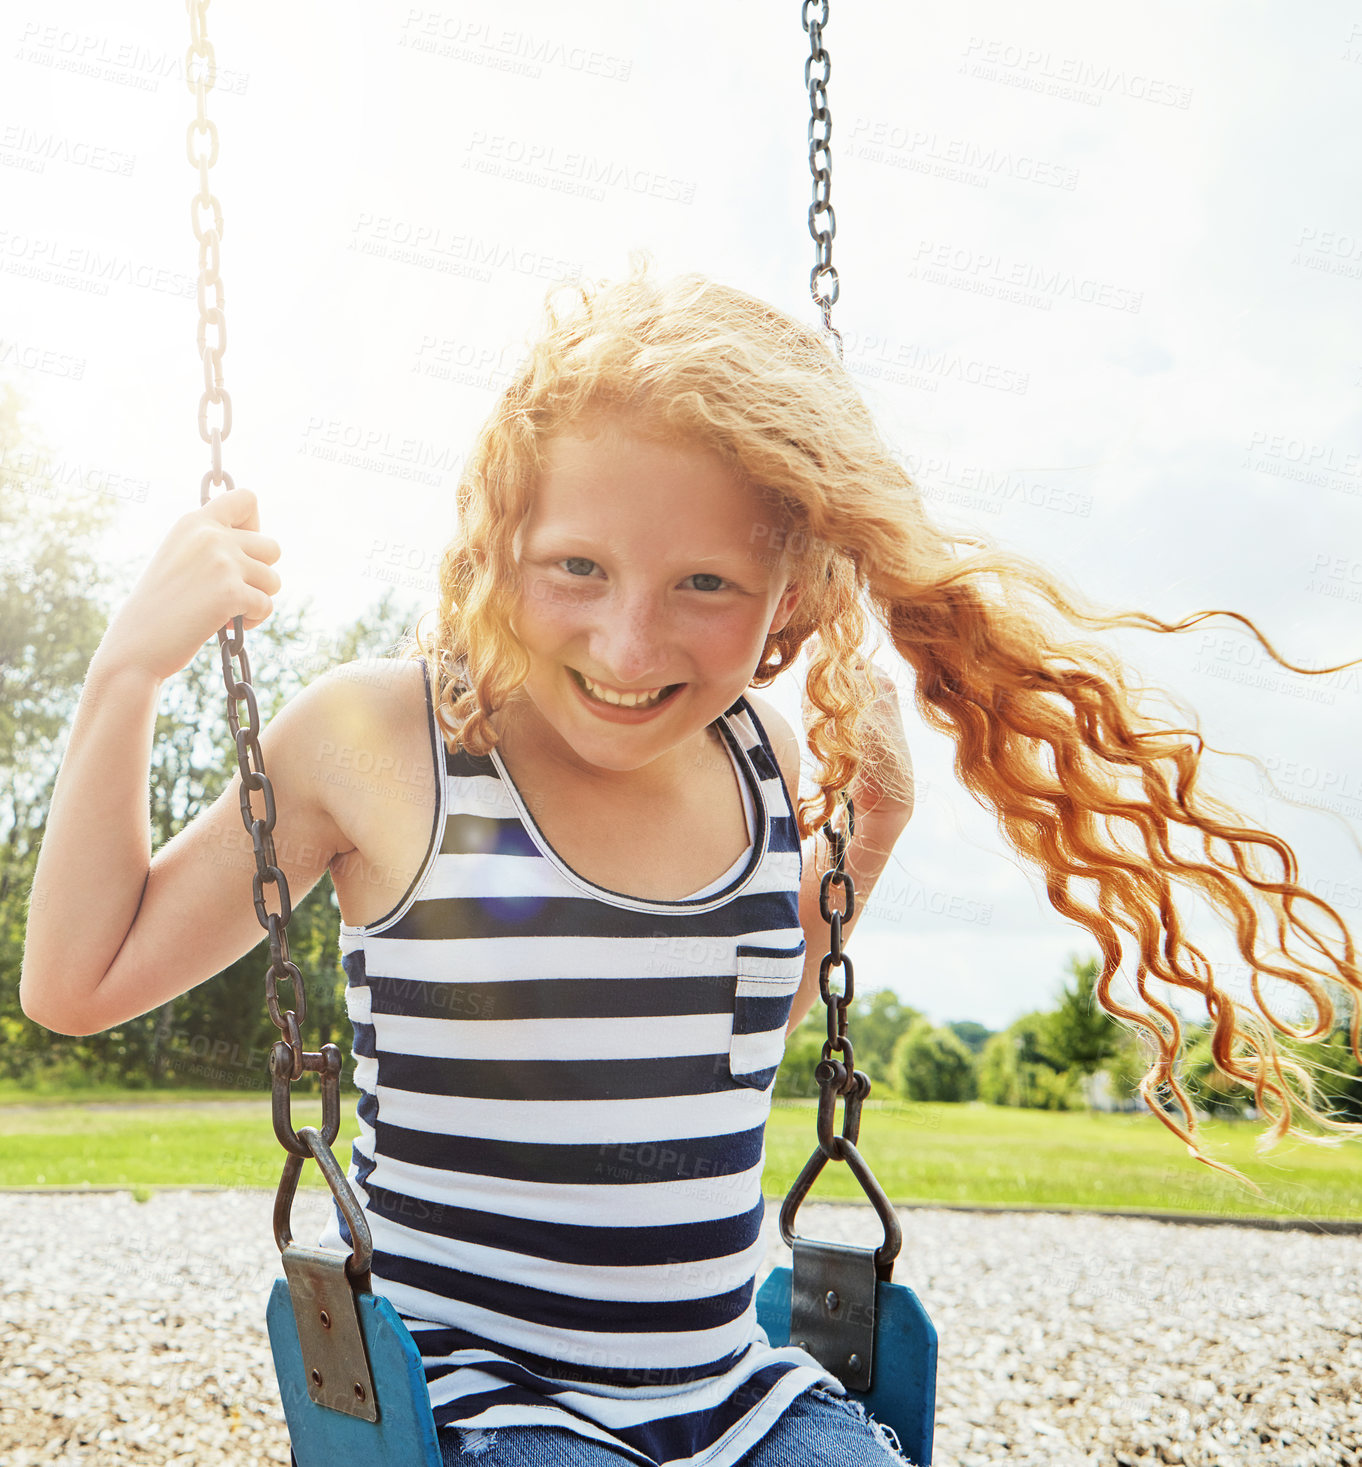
top-left (438, 1384), bottom-right (917, 1467)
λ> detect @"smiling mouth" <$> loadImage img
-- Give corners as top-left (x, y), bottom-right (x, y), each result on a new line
top-left (569, 668), bottom-right (682, 709)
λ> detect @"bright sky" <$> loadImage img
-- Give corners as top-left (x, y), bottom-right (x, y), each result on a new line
top-left (3, 1), bottom-right (1360, 1032)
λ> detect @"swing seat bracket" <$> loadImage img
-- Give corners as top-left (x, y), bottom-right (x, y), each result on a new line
top-left (281, 1245), bottom-right (378, 1423)
top-left (790, 1238), bottom-right (877, 1392)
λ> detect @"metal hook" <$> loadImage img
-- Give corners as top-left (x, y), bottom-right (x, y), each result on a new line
top-left (273, 1128), bottom-right (373, 1289)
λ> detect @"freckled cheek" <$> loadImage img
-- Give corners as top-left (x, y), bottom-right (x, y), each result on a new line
top-left (515, 577), bottom-right (593, 640)
top-left (689, 616), bottom-right (769, 670)
top-left (534, 599), bottom-right (594, 642)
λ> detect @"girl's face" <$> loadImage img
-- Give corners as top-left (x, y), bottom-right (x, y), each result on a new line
top-left (505, 417), bottom-right (802, 784)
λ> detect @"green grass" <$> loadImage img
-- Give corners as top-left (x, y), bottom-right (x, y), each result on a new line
top-left (0, 1092), bottom-right (361, 1194)
top-left (1, 1091), bottom-right (1358, 1223)
top-left (0, 1081), bottom-right (303, 1107)
top-left (766, 1100), bottom-right (1362, 1223)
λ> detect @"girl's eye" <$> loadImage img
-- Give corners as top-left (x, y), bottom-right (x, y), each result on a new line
top-left (555, 559), bottom-right (729, 593)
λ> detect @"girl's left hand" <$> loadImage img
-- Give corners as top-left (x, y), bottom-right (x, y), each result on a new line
top-left (804, 665), bottom-right (914, 825)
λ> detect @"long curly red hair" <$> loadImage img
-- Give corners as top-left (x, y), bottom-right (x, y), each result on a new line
top-left (411, 258), bottom-right (1362, 1186)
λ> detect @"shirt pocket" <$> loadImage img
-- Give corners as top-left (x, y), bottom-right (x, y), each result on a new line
top-left (728, 941), bottom-right (807, 1090)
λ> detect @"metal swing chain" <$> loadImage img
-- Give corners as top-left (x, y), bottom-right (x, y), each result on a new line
top-left (792, 7), bottom-right (902, 1271)
top-left (185, 0), bottom-right (300, 1085)
top-left (803, 0), bottom-right (842, 359)
top-left (184, 4), bottom-right (360, 1247)
top-left (804, 0), bottom-right (854, 1100)
top-left (813, 793), bottom-right (870, 1153)
top-left (779, 793), bottom-right (903, 1275)
top-left (816, 793), bottom-right (857, 1093)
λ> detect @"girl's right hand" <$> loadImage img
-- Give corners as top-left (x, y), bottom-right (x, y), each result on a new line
top-left (101, 487), bottom-right (283, 682)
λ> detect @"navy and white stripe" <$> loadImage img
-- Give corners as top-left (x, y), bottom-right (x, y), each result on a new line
top-left (319, 663), bottom-right (842, 1465)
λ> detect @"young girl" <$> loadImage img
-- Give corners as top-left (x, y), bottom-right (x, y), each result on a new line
top-left (21, 265), bottom-right (1361, 1467)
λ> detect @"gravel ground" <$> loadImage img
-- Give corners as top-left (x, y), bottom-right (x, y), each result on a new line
top-left (2, 1189), bottom-right (1359, 1467)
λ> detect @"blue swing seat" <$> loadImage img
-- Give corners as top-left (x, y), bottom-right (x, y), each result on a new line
top-left (267, 1276), bottom-right (442, 1467)
top-left (755, 1267), bottom-right (938, 1467)
top-left (270, 1270), bottom-right (936, 1467)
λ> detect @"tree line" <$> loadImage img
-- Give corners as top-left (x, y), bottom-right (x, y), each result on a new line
top-left (777, 956), bottom-right (1362, 1122)
top-left (4, 383), bottom-right (1359, 1123)
top-left (0, 384), bottom-right (412, 1094)
top-left (775, 957), bottom-right (1142, 1112)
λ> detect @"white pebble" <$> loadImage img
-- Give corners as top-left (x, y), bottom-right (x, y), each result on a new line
top-left (1, 1192), bottom-right (1359, 1465)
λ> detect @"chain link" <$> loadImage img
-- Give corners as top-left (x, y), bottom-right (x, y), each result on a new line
top-left (802, 0), bottom-right (842, 358)
top-left (186, 0), bottom-right (306, 1084)
top-left (815, 793), bottom-right (858, 1099)
top-left (778, 798), bottom-right (904, 1274)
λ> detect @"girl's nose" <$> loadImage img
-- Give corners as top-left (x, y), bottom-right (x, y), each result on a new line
top-left (588, 596), bottom-right (672, 687)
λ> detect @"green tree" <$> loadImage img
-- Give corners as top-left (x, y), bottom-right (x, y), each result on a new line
top-left (1177, 1022), bottom-right (1255, 1119)
top-left (773, 1020), bottom-right (825, 1099)
top-left (2, 396), bottom-right (420, 1091)
top-left (977, 1011), bottom-right (1078, 1109)
top-left (1292, 1025), bottom-right (1362, 1123)
top-left (976, 1030), bottom-right (1018, 1106)
top-left (1174, 1014), bottom-right (1362, 1125)
top-left (845, 987), bottom-right (923, 1089)
top-left (0, 386), bottom-right (115, 779)
top-left (774, 986), bottom-right (923, 1098)
top-left (1046, 955), bottom-right (1124, 1092)
top-left (1095, 1023), bottom-right (1154, 1111)
top-left (891, 1017), bottom-right (977, 1102)
top-left (945, 1019), bottom-right (992, 1054)
top-left (1175, 1015), bottom-right (1358, 1123)
top-left (0, 386), bottom-right (116, 1083)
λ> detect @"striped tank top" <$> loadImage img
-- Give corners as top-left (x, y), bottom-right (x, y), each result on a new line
top-left (318, 660), bottom-right (843, 1465)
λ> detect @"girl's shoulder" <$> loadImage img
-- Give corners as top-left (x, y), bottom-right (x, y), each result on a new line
top-left (319, 654), bottom-right (429, 716)
top-left (741, 691), bottom-right (801, 808)
top-left (280, 657), bottom-right (439, 930)
top-left (284, 656), bottom-right (435, 788)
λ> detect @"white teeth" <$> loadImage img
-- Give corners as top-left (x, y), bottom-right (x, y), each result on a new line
top-left (579, 673), bottom-right (670, 708)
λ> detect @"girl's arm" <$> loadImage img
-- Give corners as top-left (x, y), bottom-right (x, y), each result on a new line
top-left (800, 668), bottom-right (916, 1027)
top-left (21, 650), bottom-right (170, 1033)
top-left (20, 489), bottom-right (351, 1037)
top-left (749, 684), bottom-right (914, 1034)
top-left (786, 804), bottom-right (911, 1034)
